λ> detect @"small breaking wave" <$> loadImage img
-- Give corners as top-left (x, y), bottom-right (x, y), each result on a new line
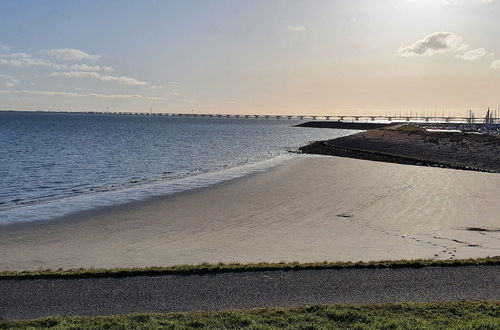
top-left (0, 154), bottom-right (298, 225)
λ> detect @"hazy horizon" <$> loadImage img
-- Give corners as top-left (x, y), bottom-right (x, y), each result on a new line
top-left (1, 0), bottom-right (500, 116)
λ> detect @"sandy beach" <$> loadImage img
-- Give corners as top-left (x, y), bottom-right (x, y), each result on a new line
top-left (0, 155), bottom-right (499, 271)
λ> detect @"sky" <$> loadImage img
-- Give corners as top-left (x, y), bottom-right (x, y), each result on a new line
top-left (0, 0), bottom-right (499, 116)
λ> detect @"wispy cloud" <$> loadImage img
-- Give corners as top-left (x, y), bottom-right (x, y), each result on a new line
top-left (287, 25), bottom-right (307, 32)
top-left (491, 59), bottom-right (500, 69)
top-left (167, 90), bottom-right (180, 97)
top-left (4, 52), bottom-right (31, 59)
top-left (0, 74), bottom-right (21, 88)
top-left (50, 71), bottom-right (148, 85)
top-left (0, 46), bottom-right (164, 100)
top-left (4, 80), bottom-right (20, 88)
top-left (45, 48), bottom-right (100, 61)
top-left (397, 32), bottom-right (467, 57)
top-left (88, 92), bottom-right (144, 99)
top-left (0, 43), bottom-right (11, 52)
top-left (146, 96), bottom-right (169, 101)
top-left (0, 89), bottom-right (167, 100)
top-left (456, 48), bottom-right (493, 60)
top-left (69, 64), bottom-right (114, 72)
top-left (0, 52), bottom-right (67, 69)
top-left (1, 46), bottom-right (150, 91)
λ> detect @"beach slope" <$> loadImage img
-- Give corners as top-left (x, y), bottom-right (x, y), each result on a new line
top-left (0, 156), bottom-right (499, 271)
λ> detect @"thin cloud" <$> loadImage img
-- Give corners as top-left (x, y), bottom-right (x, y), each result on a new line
top-left (88, 92), bottom-right (143, 99)
top-left (397, 32), bottom-right (467, 57)
top-left (69, 64), bottom-right (114, 72)
top-left (99, 75), bottom-right (147, 86)
top-left (4, 79), bottom-right (21, 88)
top-left (0, 74), bottom-right (21, 88)
top-left (45, 48), bottom-right (100, 61)
top-left (50, 71), bottom-right (99, 79)
top-left (147, 96), bottom-right (169, 101)
top-left (0, 89), bottom-right (166, 100)
top-left (456, 48), bottom-right (493, 60)
top-left (26, 90), bottom-right (86, 97)
top-left (0, 52), bottom-right (67, 69)
top-left (1, 50), bottom-right (112, 72)
top-left (287, 25), bottom-right (307, 32)
top-left (491, 59), bottom-right (500, 69)
top-left (50, 71), bottom-right (148, 85)
top-left (4, 52), bottom-right (31, 58)
top-left (0, 44), bottom-right (10, 52)
top-left (1, 48), bottom-right (147, 87)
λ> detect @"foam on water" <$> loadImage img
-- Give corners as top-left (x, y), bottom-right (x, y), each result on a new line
top-left (0, 154), bottom-right (301, 224)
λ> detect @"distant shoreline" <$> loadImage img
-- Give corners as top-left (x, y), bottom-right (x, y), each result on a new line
top-left (299, 124), bottom-right (500, 173)
top-left (295, 121), bottom-right (392, 130)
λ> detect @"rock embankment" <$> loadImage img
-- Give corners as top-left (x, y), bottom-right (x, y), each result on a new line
top-left (300, 125), bottom-right (500, 173)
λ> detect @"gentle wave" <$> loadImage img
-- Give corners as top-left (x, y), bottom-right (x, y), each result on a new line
top-left (0, 153), bottom-right (302, 225)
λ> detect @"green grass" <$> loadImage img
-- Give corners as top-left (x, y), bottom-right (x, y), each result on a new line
top-left (1, 301), bottom-right (499, 329)
top-left (1, 257), bottom-right (498, 280)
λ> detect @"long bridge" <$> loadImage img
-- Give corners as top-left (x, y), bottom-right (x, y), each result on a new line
top-left (99, 112), bottom-right (499, 124)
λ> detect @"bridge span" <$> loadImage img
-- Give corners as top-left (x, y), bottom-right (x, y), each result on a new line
top-left (100, 112), bottom-right (498, 124)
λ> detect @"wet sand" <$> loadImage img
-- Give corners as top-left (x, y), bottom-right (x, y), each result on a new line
top-left (0, 155), bottom-right (499, 271)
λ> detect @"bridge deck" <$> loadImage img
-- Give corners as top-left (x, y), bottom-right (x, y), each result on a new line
top-left (96, 112), bottom-right (499, 125)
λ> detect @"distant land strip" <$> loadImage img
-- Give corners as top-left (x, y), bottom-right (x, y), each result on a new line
top-left (295, 121), bottom-right (393, 130)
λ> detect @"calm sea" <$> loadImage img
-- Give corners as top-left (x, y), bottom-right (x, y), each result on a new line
top-left (0, 111), bottom-right (357, 224)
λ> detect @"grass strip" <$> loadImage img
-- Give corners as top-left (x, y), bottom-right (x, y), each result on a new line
top-left (1, 301), bottom-right (499, 329)
top-left (1, 257), bottom-right (498, 280)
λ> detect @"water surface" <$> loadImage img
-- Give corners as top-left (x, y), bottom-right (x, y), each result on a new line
top-left (0, 112), bottom-right (357, 224)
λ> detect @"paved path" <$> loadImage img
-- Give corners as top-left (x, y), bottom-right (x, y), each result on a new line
top-left (1, 266), bottom-right (499, 319)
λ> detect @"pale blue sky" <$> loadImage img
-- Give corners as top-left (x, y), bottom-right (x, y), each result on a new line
top-left (1, 0), bottom-right (499, 115)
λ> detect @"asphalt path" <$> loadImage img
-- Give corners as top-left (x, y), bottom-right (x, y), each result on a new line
top-left (1, 265), bottom-right (499, 319)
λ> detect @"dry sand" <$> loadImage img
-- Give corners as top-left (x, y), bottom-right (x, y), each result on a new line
top-left (0, 155), bottom-right (499, 271)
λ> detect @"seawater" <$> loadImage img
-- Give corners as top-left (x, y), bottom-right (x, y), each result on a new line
top-left (0, 112), bottom-right (358, 224)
